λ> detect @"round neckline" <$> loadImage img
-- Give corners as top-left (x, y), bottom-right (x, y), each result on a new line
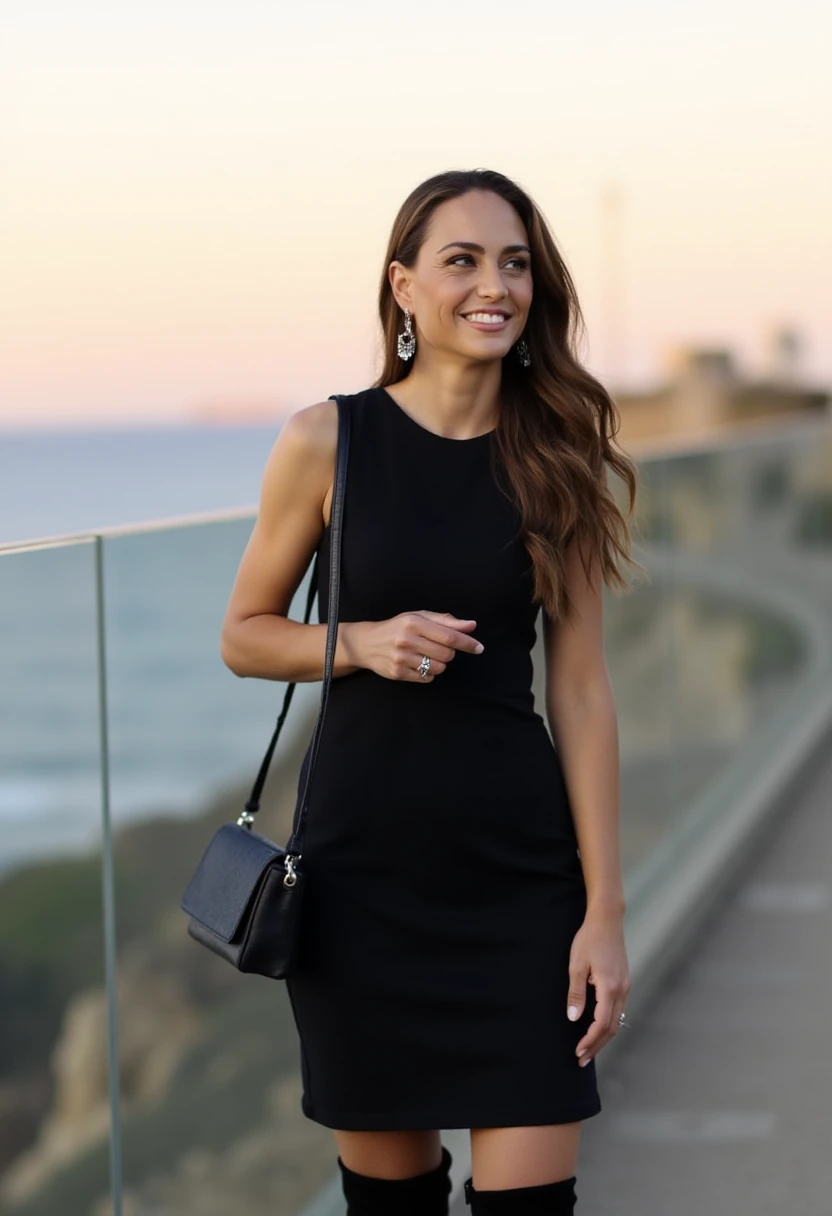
top-left (376, 386), bottom-right (496, 443)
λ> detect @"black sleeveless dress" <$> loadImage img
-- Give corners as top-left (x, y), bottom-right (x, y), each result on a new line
top-left (285, 385), bottom-right (602, 1130)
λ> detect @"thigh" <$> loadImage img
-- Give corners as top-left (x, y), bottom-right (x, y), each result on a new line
top-left (333, 1129), bottom-right (444, 1179)
top-left (469, 1123), bottom-right (582, 1189)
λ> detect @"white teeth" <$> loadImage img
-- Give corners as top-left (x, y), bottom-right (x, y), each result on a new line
top-left (464, 313), bottom-right (506, 325)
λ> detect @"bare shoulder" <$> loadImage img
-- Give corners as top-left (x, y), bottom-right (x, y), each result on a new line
top-left (272, 398), bottom-right (338, 460)
top-left (263, 399), bottom-right (337, 479)
top-left (257, 399), bottom-right (338, 529)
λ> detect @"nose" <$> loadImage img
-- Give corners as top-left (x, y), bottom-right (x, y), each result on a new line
top-left (476, 260), bottom-right (510, 301)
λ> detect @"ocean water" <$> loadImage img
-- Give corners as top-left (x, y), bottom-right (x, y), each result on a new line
top-left (0, 423), bottom-right (323, 875)
top-left (0, 423), bottom-right (283, 545)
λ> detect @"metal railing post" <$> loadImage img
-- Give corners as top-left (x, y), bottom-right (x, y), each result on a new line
top-left (95, 534), bottom-right (124, 1216)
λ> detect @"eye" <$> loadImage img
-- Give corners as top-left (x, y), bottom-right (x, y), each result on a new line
top-left (446, 254), bottom-right (530, 270)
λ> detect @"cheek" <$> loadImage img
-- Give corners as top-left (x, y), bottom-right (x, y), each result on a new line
top-left (412, 279), bottom-right (464, 329)
top-left (517, 280), bottom-right (533, 311)
top-left (431, 289), bottom-right (469, 328)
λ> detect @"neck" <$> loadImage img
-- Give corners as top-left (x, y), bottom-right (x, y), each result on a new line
top-left (387, 355), bottom-right (502, 440)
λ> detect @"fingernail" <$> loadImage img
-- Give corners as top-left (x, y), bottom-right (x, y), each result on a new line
top-left (474, 643), bottom-right (484, 654)
top-left (567, 1005), bottom-right (580, 1021)
top-left (579, 1056), bottom-right (591, 1067)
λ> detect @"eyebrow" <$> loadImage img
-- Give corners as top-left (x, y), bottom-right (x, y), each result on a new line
top-left (436, 241), bottom-right (532, 256)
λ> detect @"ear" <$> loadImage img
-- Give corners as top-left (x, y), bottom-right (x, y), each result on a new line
top-left (388, 260), bottom-right (414, 314)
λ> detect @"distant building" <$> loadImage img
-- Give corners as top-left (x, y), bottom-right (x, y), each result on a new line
top-left (613, 328), bottom-right (830, 445)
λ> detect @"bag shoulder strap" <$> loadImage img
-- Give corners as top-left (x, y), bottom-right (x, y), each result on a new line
top-left (238, 393), bottom-right (350, 838)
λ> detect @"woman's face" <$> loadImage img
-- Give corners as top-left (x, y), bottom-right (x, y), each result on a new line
top-left (390, 190), bottom-right (533, 365)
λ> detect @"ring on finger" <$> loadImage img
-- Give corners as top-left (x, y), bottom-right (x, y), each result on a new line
top-left (417, 655), bottom-right (431, 679)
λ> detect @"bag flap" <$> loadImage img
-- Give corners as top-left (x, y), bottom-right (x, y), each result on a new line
top-left (180, 822), bottom-right (285, 942)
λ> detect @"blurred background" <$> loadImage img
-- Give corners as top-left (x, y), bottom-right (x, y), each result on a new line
top-left (0, 2), bottom-right (830, 1214)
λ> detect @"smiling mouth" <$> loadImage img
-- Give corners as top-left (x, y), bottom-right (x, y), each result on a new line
top-left (461, 312), bottom-right (511, 327)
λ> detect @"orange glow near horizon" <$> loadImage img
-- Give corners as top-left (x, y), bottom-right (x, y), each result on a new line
top-left (1, 0), bottom-right (829, 425)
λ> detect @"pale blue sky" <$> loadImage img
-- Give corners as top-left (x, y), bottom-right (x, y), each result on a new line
top-left (1, 0), bottom-right (829, 422)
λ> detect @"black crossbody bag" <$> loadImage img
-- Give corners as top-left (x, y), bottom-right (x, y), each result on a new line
top-left (179, 393), bottom-right (350, 979)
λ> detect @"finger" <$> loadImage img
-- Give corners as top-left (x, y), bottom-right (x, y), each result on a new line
top-left (600, 992), bottom-right (629, 1053)
top-left (419, 611), bottom-right (478, 631)
top-left (403, 651), bottom-right (454, 680)
top-left (410, 638), bottom-right (458, 665)
top-left (576, 989), bottom-right (614, 1058)
top-left (416, 612), bottom-right (484, 653)
top-left (578, 980), bottom-right (631, 1062)
top-left (418, 619), bottom-right (484, 655)
top-left (576, 1016), bottom-right (607, 1062)
top-left (608, 989), bottom-right (629, 1040)
top-left (395, 619), bottom-right (459, 667)
top-left (566, 964), bottom-right (589, 1023)
top-left (579, 1032), bottom-right (613, 1066)
top-left (405, 655), bottom-right (447, 683)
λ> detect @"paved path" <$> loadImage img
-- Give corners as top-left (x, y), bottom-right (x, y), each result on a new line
top-left (449, 733), bottom-right (831, 1215)
top-left (575, 732), bottom-right (832, 1215)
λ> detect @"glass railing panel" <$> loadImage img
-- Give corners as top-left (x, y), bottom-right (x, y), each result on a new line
top-left (605, 454), bottom-right (678, 878)
top-left (100, 517), bottom-right (335, 1214)
top-left (530, 453), bottom-right (680, 882)
top-left (0, 540), bottom-right (114, 1216)
top-left (2, 418), bottom-right (828, 1216)
top-left (658, 427), bottom-right (831, 845)
top-left (532, 421), bottom-right (832, 912)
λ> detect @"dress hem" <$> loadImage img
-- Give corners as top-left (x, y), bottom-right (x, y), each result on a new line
top-left (300, 1094), bottom-right (602, 1131)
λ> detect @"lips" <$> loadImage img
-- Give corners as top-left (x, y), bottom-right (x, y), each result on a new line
top-left (461, 311), bottom-right (512, 330)
top-left (461, 311), bottom-right (511, 320)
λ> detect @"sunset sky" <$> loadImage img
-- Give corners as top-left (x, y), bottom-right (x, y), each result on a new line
top-left (1, 0), bottom-right (829, 426)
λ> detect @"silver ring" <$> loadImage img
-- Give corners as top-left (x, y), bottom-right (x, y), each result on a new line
top-left (619, 1011), bottom-right (630, 1028)
top-left (417, 655), bottom-right (431, 679)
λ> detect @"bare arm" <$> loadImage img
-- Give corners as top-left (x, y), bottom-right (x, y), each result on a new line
top-left (220, 398), bottom-right (486, 684)
top-left (545, 531), bottom-right (630, 1061)
top-left (542, 532), bottom-right (625, 916)
top-left (220, 398), bottom-right (353, 682)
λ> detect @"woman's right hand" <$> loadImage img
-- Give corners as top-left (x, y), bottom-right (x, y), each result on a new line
top-left (342, 612), bottom-right (484, 682)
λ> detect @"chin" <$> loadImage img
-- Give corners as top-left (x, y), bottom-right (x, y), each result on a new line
top-left (454, 340), bottom-right (513, 362)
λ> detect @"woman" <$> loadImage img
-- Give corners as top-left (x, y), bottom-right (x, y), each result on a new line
top-left (221, 168), bottom-right (640, 1215)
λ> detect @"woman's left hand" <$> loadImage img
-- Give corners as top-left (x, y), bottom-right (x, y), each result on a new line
top-left (566, 907), bottom-right (630, 1065)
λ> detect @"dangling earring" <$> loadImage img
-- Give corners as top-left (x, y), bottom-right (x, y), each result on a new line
top-left (515, 338), bottom-right (531, 367)
top-left (397, 308), bottom-right (416, 361)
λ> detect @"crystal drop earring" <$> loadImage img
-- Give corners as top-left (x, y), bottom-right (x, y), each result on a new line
top-left (397, 308), bottom-right (416, 361)
top-left (515, 338), bottom-right (531, 367)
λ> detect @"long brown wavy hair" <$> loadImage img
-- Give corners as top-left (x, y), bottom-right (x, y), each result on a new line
top-left (373, 168), bottom-right (644, 622)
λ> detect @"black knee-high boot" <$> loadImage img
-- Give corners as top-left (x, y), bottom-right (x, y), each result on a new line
top-left (338, 1145), bottom-right (454, 1215)
top-left (463, 1173), bottom-right (577, 1213)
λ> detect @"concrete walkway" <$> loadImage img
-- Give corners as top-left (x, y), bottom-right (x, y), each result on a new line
top-left (574, 732), bottom-right (832, 1215)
